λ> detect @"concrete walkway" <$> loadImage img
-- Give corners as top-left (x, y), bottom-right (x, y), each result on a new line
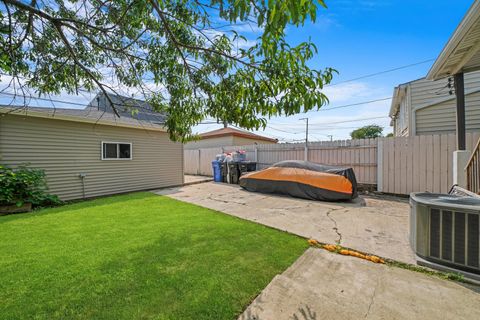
top-left (238, 248), bottom-right (480, 320)
top-left (155, 182), bottom-right (416, 264)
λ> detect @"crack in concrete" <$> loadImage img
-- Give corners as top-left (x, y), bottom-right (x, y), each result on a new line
top-left (364, 273), bottom-right (381, 319)
top-left (364, 285), bottom-right (376, 318)
top-left (206, 194), bottom-right (272, 207)
top-left (326, 208), bottom-right (344, 244)
top-left (206, 195), bottom-right (247, 206)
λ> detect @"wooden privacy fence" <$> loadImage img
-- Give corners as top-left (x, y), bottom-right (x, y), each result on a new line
top-left (184, 139), bottom-right (377, 185)
top-left (378, 132), bottom-right (480, 194)
top-left (185, 132), bottom-right (480, 195)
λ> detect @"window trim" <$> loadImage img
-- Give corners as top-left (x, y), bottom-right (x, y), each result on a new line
top-left (101, 141), bottom-right (133, 160)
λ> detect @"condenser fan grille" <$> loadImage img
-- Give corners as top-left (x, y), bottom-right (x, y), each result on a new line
top-left (428, 208), bottom-right (479, 270)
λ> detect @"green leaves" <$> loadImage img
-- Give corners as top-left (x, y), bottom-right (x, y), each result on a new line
top-left (0, 164), bottom-right (62, 208)
top-left (1, 0), bottom-right (335, 142)
top-left (350, 125), bottom-right (384, 139)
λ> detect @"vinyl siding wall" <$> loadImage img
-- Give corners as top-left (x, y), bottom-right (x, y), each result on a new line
top-left (416, 90), bottom-right (480, 135)
top-left (394, 87), bottom-right (410, 137)
top-left (184, 135), bottom-right (276, 149)
top-left (0, 114), bottom-right (183, 200)
top-left (184, 136), bottom-right (234, 149)
top-left (231, 136), bottom-right (277, 146)
top-left (394, 70), bottom-right (480, 136)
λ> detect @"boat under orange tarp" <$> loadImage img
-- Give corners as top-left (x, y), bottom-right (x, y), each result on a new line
top-left (239, 160), bottom-right (358, 201)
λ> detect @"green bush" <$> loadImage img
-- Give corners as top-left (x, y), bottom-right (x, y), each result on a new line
top-left (0, 164), bottom-right (62, 208)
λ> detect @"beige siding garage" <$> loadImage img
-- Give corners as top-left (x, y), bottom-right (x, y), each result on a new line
top-left (231, 135), bottom-right (277, 146)
top-left (185, 127), bottom-right (278, 149)
top-left (184, 135), bottom-right (234, 149)
top-left (0, 114), bottom-right (183, 200)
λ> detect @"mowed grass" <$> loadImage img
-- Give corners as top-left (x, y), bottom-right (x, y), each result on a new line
top-left (0, 192), bottom-right (307, 320)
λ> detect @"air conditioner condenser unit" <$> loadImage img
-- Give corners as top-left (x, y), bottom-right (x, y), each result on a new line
top-left (410, 192), bottom-right (480, 281)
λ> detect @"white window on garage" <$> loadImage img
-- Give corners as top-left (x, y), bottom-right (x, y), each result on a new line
top-left (101, 142), bottom-right (132, 160)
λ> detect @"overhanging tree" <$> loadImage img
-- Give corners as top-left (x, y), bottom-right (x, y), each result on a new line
top-left (0, 0), bottom-right (335, 141)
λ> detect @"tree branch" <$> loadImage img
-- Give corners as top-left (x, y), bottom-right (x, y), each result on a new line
top-left (51, 20), bottom-right (120, 117)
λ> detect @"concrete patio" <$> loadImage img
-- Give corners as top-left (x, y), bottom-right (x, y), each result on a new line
top-left (155, 181), bottom-right (480, 320)
top-left (156, 181), bottom-right (415, 264)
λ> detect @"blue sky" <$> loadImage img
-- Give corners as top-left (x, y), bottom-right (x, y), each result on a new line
top-left (0, 1), bottom-right (474, 142)
top-left (199, 0), bottom-right (474, 142)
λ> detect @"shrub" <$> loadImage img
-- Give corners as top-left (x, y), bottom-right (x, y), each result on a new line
top-left (0, 164), bottom-right (62, 208)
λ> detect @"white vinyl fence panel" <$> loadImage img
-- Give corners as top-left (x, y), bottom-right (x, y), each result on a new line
top-left (378, 132), bottom-right (480, 194)
top-left (184, 139), bottom-right (378, 185)
top-left (184, 133), bottom-right (480, 195)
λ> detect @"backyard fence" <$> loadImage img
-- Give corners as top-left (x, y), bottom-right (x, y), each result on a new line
top-left (377, 132), bottom-right (480, 194)
top-left (185, 132), bottom-right (480, 196)
top-left (184, 138), bottom-right (377, 185)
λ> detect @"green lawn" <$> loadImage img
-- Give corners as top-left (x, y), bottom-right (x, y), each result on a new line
top-left (0, 192), bottom-right (307, 320)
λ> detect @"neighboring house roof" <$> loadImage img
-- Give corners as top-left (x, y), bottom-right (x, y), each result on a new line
top-left (389, 78), bottom-right (425, 122)
top-left (87, 92), bottom-right (167, 124)
top-left (199, 127), bottom-right (278, 143)
top-left (428, 0), bottom-right (480, 79)
top-left (389, 85), bottom-right (406, 119)
top-left (0, 105), bottom-right (166, 132)
top-left (0, 93), bottom-right (168, 132)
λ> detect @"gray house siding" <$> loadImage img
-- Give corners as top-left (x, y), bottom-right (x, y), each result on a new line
top-left (410, 71), bottom-right (480, 108)
top-left (391, 70), bottom-right (480, 136)
top-left (0, 114), bottom-right (183, 200)
top-left (416, 90), bottom-right (480, 135)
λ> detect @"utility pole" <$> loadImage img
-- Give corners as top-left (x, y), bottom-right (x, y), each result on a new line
top-left (299, 117), bottom-right (309, 143)
top-left (327, 134), bottom-right (333, 142)
top-left (300, 118), bottom-right (309, 161)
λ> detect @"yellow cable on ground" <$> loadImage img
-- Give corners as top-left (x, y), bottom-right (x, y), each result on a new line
top-left (307, 239), bottom-right (385, 264)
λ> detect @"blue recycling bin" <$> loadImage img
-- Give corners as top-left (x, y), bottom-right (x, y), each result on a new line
top-left (212, 160), bottom-right (222, 182)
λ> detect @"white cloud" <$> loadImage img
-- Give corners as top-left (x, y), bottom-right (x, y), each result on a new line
top-left (322, 82), bottom-right (372, 103)
top-left (311, 14), bottom-right (341, 31)
top-left (229, 23), bottom-right (264, 34)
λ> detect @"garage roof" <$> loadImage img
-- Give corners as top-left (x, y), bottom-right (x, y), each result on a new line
top-left (199, 127), bottom-right (278, 143)
top-left (0, 105), bottom-right (167, 132)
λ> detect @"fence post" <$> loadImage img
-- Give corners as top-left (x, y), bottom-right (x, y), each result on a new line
top-left (254, 147), bottom-right (258, 163)
top-left (197, 149), bottom-right (201, 175)
top-left (377, 138), bottom-right (383, 192)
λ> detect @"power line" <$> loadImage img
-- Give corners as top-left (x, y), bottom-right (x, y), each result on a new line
top-left (267, 125), bottom-right (301, 134)
top-left (310, 116), bottom-right (389, 126)
top-left (327, 58), bottom-right (435, 87)
top-left (0, 91), bottom-right (90, 107)
top-left (269, 115), bottom-right (389, 127)
top-left (309, 125), bottom-right (377, 131)
top-left (318, 97), bottom-right (392, 112)
top-left (0, 59), bottom-right (430, 113)
top-left (229, 123), bottom-right (282, 141)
